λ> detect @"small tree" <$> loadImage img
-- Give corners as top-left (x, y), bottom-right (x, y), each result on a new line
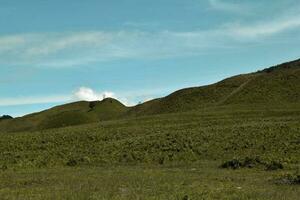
top-left (89, 101), bottom-right (97, 111)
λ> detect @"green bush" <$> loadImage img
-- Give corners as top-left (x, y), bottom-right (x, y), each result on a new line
top-left (221, 157), bottom-right (284, 170)
top-left (66, 158), bottom-right (78, 167)
top-left (276, 170), bottom-right (300, 185)
top-left (221, 159), bottom-right (242, 170)
top-left (221, 157), bottom-right (262, 169)
top-left (265, 161), bottom-right (284, 171)
top-left (0, 164), bottom-right (8, 171)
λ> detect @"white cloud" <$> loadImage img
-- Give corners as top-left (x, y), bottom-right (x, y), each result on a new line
top-left (73, 87), bottom-right (137, 106)
top-left (73, 87), bottom-right (115, 101)
top-left (0, 87), bottom-right (136, 108)
top-left (0, 85), bottom-right (158, 109)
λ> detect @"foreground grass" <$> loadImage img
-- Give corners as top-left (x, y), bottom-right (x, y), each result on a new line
top-left (0, 162), bottom-right (299, 200)
top-left (0, 107), bottom-right (299, 199)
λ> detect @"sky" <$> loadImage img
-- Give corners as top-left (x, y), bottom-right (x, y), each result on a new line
top-left (1, 0), bottom-right (300, 117)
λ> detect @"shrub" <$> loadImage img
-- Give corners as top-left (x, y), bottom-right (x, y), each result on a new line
top-left (243, 157), bottom-right (261, 168)
top-left (89, 101), bottom-right (98, 111)
top-left (276, 170), bottom-right (300, 185)
top-left (221, 157), bottom-right (261, 169)
top-left (265, 161), bottom-right (284, 171)
top-left (0, 164), bottom-right (8, 171)
top-left (79, 156), bottom-right (91, 164)
top-left (221, 158), bottom-right (284, 171)
top-left (221, 159), bottom-right (242, 170)
top-left (66, 158), bottom-right (78, 167)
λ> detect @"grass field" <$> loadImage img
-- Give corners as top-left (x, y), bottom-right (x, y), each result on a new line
top-left (0, 105), bottom-right (299, 199)
top-left (1, 106), bottom-right (300, 168)
top-left (0, 162), bottom-right (299, 200)
top-left (1, 62), bottom-right (300, 199)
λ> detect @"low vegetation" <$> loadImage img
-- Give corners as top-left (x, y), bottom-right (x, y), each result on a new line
top-left (0, 59), bottom-right (299, 199)
top-left (221, 157), bottom-right (284, 170)
top-left (276, 169), bottom-right (300, 185)
top-left (0, 107), bottom-right (300, 169)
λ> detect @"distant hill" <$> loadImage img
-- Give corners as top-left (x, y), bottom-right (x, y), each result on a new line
top-left (0, 59), bottom-right (299, 132)
top-left (0, 115), bottom-right (13, 121)
top-left (37, 98), bottom-right (129, 130)
top-left (0, 98), bottom-right (128, 132)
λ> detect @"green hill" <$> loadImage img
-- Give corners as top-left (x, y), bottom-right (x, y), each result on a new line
top-left (127, 73), bottom-right (256, 116)
top-left (0, 98), bottom-right (128, 132)
top-left (128, 59), bottom-right (300, 116)
top-left (0, 59), bottom-right (300, 132)
top-left (0, 59), bottom-right (300, 199)
top-left (0, 115), bottom-right (13, 121)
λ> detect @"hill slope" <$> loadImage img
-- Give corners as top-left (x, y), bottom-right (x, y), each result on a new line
top-left (0, 59), bottom-right (300, 132)
top-left (0, 98), bottom-right (128, 132)
top-left (129, 59), bottom-right (300, 116)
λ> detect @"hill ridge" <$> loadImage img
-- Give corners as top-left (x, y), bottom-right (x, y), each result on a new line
top-left (1, 58), bottom-right (300, 132)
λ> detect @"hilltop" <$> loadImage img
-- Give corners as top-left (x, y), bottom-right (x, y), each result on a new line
top-left (0, 98), bottom-right (128, 132)
top-left (0, 115), bottom-right (13, 121)
top-left (0, 58), bottom-right (300, 132)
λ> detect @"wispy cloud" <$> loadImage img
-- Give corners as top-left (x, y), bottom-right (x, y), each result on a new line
top-left (0, 30), bottom-right (226, 68)
top-left (1, 10), bottom-right (300, 68)
top-left (123, 21), bottom-right (160, 28)
top-left (25, 32), bottom-right (110, 56)
top-left (208, 0), bottom-right (248, 13)
top-left (0, 35), bottom-right (25, 52)
top-left (226, 14), bottom-right (300, 38)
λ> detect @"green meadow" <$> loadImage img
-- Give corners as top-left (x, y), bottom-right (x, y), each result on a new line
top-left (1, 106), bottom-right (300, 199)
top-left (0, 61), bottom-right (300, 199)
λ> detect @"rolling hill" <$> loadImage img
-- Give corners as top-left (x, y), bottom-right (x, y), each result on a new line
top-left (0, 59), bottom-right (300, 200)
top-left (0, 115), bottom-right (13, 121)
top-left (0, 58), bottom-right (300, 132)
top-left (0, 98), bottom-right (128, 132)
top-left (129, 59), bottom-right (300, 116)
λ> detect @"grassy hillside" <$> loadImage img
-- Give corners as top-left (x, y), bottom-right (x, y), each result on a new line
top-left (0, 98), bottom-right (128, 132)
top-left (0, 59), bottom-right (299, 199)
top-left (0, 104), bottom-right (299, 199)
top-left (1, 106), bottom-right (299, 169)
top-left (0, 59), bottom-right (299, 133)
top-left (129, 59), bottom-right (300, 116)
top-left (127, 74), bottom-right (257, 116)
top-left (224, 63), bottom-right (300, 105)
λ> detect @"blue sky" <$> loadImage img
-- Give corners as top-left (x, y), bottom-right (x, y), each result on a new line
top-left (1, 0), bottom-right (300, 117)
